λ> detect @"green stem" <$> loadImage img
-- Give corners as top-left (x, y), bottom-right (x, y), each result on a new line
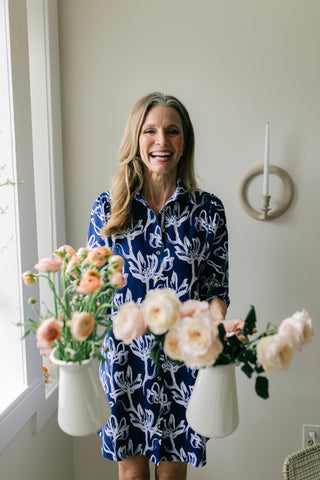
top-left (36, 273), bottom-right (59, 318)
top-left (243, 326), bottom-right (278, 347)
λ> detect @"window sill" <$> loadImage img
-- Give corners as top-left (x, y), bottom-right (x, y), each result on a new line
top-left (0, 384), bottom-right (28, 414)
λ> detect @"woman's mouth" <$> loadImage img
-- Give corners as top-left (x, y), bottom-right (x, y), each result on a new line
top-left (150, 151), bottom-right (172, 160)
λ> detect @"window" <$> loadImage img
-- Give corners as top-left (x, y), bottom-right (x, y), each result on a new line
top-left (0, 0), bottom-right (65, 450)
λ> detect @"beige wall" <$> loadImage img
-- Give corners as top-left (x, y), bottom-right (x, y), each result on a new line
top-left (0, 415), bottom-right (74, 480)
top-left (58, 1), bottom-right (320, 479)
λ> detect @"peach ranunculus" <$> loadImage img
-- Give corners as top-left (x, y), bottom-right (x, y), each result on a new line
top-left (66, 254), bottom-right (80, 277)
top-left (34, 257), bottom-right (62, 272)
top-left (86, 246), bottom-right (113, 267)
top-left (108, 271), bottom-right (126, 289)
top-left (113, 302), bottom-right (146, 345)
top-left (257, 334), bottom-right (294, 376)
top-left (22, 271), bottom-right (36, 285)
top-left (36, 317), bottom-right (62, 348)
top-left (142, 288), bottom-right (181, 335)
top-left (36, 337), bottom-right (55, 358)
top-left (76, 270), bottom-right (104, 294)
top-left (70, 312), bottom-right (95, 341)
top-left (177, 312), bottom-right (223, 369)
top-left (108, 255), bottom-right (125, 273)
top-left (53, 244), bottom-right (76, 262)
top-left (76, 247), bottom-right (89, 257)
top-left (278, 309), bottom-right (313, 352)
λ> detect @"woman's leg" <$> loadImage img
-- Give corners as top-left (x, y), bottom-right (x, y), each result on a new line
top-left (118, 455), bottom-right (150, 480)
top-left (155, 461), bottom-right (187, 480)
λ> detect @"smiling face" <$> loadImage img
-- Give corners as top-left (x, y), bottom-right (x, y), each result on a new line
top-left (138, 105), bottom-right (185, 181)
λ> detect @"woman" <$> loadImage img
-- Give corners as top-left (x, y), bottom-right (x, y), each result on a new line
top-left (87, 92), bottom-right (241, 480)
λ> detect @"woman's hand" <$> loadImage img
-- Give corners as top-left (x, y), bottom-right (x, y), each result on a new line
top-left (223, 318), bottom-right (245, 341)
top-left (209, 298), bottom-right (255, 341)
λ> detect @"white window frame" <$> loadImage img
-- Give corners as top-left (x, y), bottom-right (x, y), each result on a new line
top-left (0, 0), bottom-right (65, 451)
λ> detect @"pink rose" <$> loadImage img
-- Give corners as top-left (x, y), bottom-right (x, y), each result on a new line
top-left (108, 271), bottom-right (126, 289)
top-left (76, 270), bottom-right (104, 294)
top-left (278, 309), bottom-right (313, 351)
top-left (70, 312), bottom-right (95, 341)
top-left (113, 302), bottom-right (146, 344)
top-left (179, 299), bottom-right (210, 318)
top-left (163, 321), bottom-right (183, 361)
top-left (177, 313), bottom-right (223, 369)
top-left (142, 288), bottom-right (181, 335)
top-left (36, 318), bottom-right (62, 356)
top-left (34, 257), bottom-right (62, 272)
top-left (86, 246), bottom-right (112, 267)
top-left (257, 334), bottom-right (294, 376)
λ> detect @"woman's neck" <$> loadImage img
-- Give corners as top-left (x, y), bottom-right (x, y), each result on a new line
top-left (142, 174), bottom-right (177, 215)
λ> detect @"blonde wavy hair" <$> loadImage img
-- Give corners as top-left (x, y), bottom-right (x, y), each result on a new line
top-left (101, 92), bottom-right (197, 238)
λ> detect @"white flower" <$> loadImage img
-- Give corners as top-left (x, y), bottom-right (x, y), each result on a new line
top-left (257, 334), bottom-right (294, 376)
top-left (177, 310), bottom-right (223, 369)
top-left (278, 309), bottom-right (313, 351)
top-left (113, 302), bottom-right (146, 345)
top-left (163, 320), bottom-right (183, 361)
top-left (142, 288), bottom-right (180, 335)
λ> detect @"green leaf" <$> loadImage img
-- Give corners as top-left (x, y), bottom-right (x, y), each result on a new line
top-left (218, 322), bottom-right (226, 342)
top-left (228, 333), bottom-right (242, 347)
top-left (21, 328), bottom-right (32, 340)
top-left (242, 305), bottom-right (257, 337)
top-left (239, 348), bottom-right (257, 364)
top-left (150, 335), bottom-right (164, 366)
top-left (241, 363), bottom-right (254, 378)
top-left (150, 342), bottom-right (161, 366)
top-left (255, 375), bottom-right (269, 399)
top-left (255, 364), bottom-right (264, 374)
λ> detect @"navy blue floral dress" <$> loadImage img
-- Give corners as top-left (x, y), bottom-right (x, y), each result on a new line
top-left (87, 181), bottom-right (229, 467)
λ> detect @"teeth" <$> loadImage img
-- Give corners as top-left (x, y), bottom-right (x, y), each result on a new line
top-left (151, 152), bottom-right (171, 157)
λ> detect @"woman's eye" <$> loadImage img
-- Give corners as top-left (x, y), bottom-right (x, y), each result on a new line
top-left (144, 129), bottom-right (155, 135)
top-left (168, 129), bottom-right (179, 136)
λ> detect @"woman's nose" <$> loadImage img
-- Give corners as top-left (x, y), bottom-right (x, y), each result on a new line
top-left (155, 130), bottom-right (166, 145)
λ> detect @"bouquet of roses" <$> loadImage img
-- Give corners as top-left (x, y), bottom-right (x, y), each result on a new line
top-left (21, 244), bottom-right (125, 363)
top-left (112, 288), bottom-right (313, 399)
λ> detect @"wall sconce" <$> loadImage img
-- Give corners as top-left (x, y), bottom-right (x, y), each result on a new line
top-left (237, 164), bottom-right (295, 221)
top-left (238, 122), bottom-right (294, 221)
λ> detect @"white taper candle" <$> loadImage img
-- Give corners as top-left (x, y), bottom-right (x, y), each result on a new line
top-left (263, 122), bottom-right (270, 196)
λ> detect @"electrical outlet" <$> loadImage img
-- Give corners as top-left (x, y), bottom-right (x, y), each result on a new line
top-left (303, 424), bottom-right (320, 448)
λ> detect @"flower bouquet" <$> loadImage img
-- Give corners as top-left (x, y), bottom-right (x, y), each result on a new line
top-left (21, 245), bottom-right (125, 362)
top-left (113, 288), bottom-right (314, 437)
top-left (21, 244), bottom-right (125, 436)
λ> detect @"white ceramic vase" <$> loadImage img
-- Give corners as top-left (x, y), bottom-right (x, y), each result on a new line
top-left (186, 363), bottom-right (239, 438)
top-left (50, 349), bottom-right (110, 436)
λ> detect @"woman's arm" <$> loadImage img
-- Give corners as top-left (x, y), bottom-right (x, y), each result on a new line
top-left (209, 297), bottom-right (227, 322)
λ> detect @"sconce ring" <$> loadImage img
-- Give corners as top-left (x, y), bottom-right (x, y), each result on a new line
top-left (237, 165), bottom-right (295, 220)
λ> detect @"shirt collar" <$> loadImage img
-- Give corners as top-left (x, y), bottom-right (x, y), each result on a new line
top-left (134, 179), bottom-right (189, 208)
